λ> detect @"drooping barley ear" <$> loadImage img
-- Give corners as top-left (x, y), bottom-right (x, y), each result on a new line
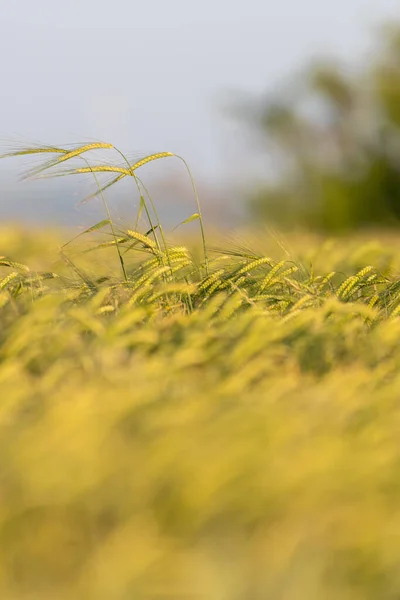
top-left (0, 146), bottom-right (66, 158)
top-left (57, 143), bottom-right (114, 163)
top-left (126, 230), bottom-right (158, 251)
top-left (337, 266), bottom-right (375, 301)
top-left (234, 257), bottom-right (274, 278)
top-left (317, 271), bottom-right (336, 293)
top-left (0, 272), bottom-right (20, 290)
top-left (198, 269), bottom-right (225, 292)
top-left (129, 152), bottom-right (174, 171)
top-left (129, 265), bottom-right (172, 297)
top-left (258, 261), bottom-right (287, 293)
top-left (75, 166), bottom-right (131, 175)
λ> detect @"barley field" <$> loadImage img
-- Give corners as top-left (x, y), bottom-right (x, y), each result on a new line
top-left (2, 144), bottom-right (400, 599)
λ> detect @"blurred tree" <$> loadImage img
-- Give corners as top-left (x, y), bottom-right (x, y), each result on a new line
top-left (241, 24), bottom-right (400, 232)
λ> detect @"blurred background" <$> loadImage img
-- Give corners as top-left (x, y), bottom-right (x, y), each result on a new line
top-left (1, 0), bottom-right (399, 231)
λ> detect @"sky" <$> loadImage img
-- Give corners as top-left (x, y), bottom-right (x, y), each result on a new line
top-left (0, 0), bottom-right (399, 224)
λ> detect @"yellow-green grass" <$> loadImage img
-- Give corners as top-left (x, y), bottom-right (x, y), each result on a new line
top-left (1, 225), bottom-right (400, 599)
top-left (2, 143), bottom-right (400, 598)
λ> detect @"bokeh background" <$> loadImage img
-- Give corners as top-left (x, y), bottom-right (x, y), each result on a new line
top-left (3, 5), bottom-right (400, 598)
top-left (1, 0), bottom-right (399, 230)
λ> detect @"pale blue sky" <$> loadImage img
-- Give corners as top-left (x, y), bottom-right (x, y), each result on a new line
top-left (0, 0), bottom-right (399, 223)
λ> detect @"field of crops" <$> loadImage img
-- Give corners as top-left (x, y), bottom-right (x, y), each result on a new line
top-left (2, 144), bottom-right (400, 599)
top-left (2, 222), bottom-right (400, 600)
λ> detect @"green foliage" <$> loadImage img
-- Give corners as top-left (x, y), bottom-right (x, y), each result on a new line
top-left (241, 24), bottom-right (400, 232)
